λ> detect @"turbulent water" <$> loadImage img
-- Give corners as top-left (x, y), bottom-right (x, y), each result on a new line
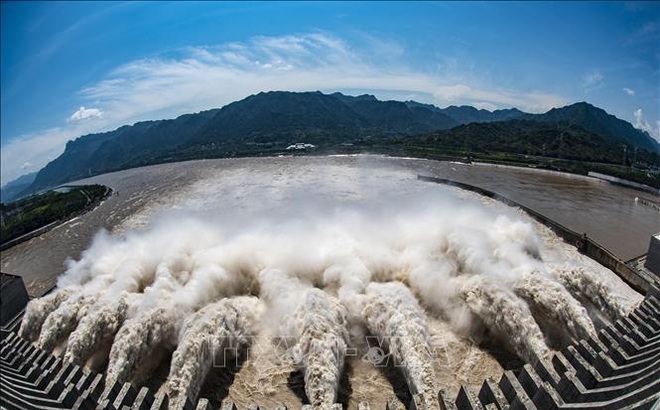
top-left (514, 271), bottom-right (597, 342)
top-left (285, 288), bottom-right (349, 407)
top-left (460, 276), bottom-right (550, 363)
top-left (17, 158), bottom-right (643, 407)
top-left (20, 288), bottom-right (73, 341)
top-left (105, 306), bottom-right (178, 390)
top-left (554, 266), bottom-right (629, 322)
top-left (64, 294), bottom-right (132, 366)
top-left (362, 282), bottom-right (438, 407)
top-left (37, 293), bottom-right (98, 353)
top-left (167, 296), bottom-right (261, 410)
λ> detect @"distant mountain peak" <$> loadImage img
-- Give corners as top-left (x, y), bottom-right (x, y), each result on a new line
top-left (439, 104), bottom-right (527, 124)
top-left (330, 92), bottom-right (378, 101)
top-left (533, 101), bottom-right (659, 151)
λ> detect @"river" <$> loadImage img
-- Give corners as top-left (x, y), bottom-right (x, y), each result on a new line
top-left (1, 155), bottom-right (657, 297)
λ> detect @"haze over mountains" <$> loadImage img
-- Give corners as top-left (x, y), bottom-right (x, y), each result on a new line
top-left (4, 91), bottom-right (659, 201)
top-left (0, 172), bottom-right (36, 203)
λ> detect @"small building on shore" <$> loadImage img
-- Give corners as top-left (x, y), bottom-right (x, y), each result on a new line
top-left (286, 142), bottom-right (316, 150)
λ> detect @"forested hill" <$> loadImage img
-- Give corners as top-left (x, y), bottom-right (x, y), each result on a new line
top-left (21, 91), bottom-right (660, 195)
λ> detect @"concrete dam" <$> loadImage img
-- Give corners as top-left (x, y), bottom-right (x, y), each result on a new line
top-left (2, 273), bottom-right (659, 409)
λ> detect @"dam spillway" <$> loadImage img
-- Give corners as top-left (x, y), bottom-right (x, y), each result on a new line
top-left (2, 273), bottom-right (659, 409)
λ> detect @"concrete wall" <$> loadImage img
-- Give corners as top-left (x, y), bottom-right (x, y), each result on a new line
top-left (587, 171), bottom-right (660, 195)
top-left (0, 273), bottom-right (29, 327)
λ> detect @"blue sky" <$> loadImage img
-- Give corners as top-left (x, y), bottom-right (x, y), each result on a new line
top-left (1, 1), bottom-right (659, 185)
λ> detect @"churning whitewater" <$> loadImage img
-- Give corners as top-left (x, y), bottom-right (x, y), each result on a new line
top-left (167, 296), bottom-right (261, 410)
top-left (18, 162), bottom-right (642, 407)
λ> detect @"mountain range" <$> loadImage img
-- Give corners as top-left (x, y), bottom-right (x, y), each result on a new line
top-left (7, 91), bottom-right (660, 199)
top-left (0, 172), bottom-right (37, 203)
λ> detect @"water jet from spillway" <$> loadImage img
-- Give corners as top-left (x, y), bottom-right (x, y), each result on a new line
top-left (460, 277), bottom-right (550, 363)
top-left (19, 288), bottom-right (74, 341)
top-left (36, 293), bottom-right (98, 353)
top-left (554, 267), bottom-right (630, 322)
top-left (290, 289), bottom-right (349, 408)
top-left (167, 296), bottom-right (261, 410)
top-left (104, 306), bottom-right (178, 390)
top-left (64, 293), bottom-right (132, 365)
top-left (362, 282), bottom-right (438, 408)
top-left (514, 272), bottom-right (597, 342)
top-left (261, 269), bottom-right (350, 408)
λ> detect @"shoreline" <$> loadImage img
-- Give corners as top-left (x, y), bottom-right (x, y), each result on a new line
top-left (0, 185), bottom-right (113, 252)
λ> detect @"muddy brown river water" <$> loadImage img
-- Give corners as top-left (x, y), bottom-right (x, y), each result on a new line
top-left (2, 155), bottom-right (656, 297)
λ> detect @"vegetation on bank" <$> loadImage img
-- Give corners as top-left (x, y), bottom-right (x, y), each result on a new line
top-left (408, 148), bottom-right (660, 189)
top-left (0, 184), bottom-right (109, 245)
top-left (91, 133), bottom-right (657, 190)
top-left (93, 115), bottom-right (659, 189)
top-left (356, 122), bottom-right (660, 189)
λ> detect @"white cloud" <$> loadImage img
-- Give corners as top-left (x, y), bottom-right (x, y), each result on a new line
top-left (80, 33), bottom-right (566, 122)
top-left (431, 84), bottom-right (565, 113)
top-left (634, 108), bottom-right (660, 142)
top-left (69, 106), bottom-right (103, 122)
top-left (581, 71), bottom-right (604, 92)
top-left (623, 87), bottom-right (636, 96)
top-left (1, 127), bottom-right (76, 185)
top-left (1, 115), bottom-right (108, 184)
top-left (1, 32), bottom-right (569, 185)
top-left (473, 102), bottom-right (499, 111)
